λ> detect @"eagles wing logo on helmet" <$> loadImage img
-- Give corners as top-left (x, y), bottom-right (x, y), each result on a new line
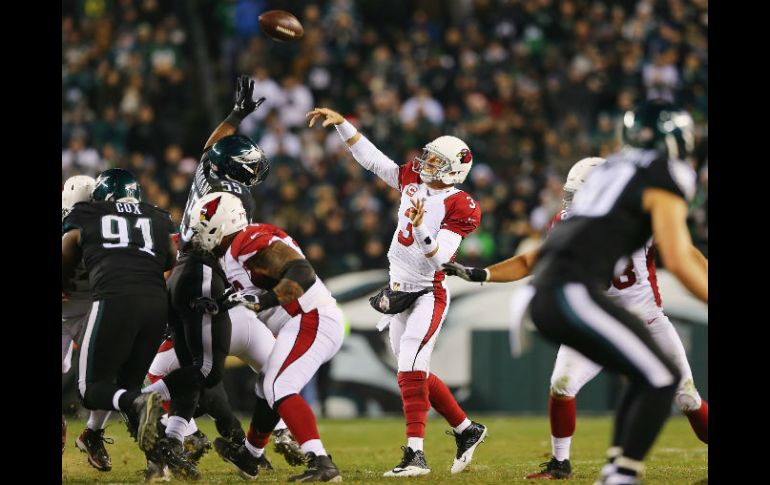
top-left (458, 148), bottom-right (472, 164)
top-left (199, 195), bottom-right (222, 222)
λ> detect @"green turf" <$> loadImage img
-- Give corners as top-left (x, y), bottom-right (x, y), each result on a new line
top-left (62, 415), bottom-right (707, 484)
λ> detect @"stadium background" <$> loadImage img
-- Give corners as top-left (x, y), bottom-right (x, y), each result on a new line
top-left (62, 0), bottom-right (708, 417)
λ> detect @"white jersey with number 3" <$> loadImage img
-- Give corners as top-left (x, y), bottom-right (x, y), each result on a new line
top-left (387, 160), bottom-right (481, 288)
top-left (606, 238), bottom-right (663, 323)
top-left (551, 211), bottom-right (663, 322)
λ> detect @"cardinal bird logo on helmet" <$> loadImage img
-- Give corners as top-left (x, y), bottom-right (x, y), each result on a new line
top-left (199, 195), bottom-right (222, 222)
top-left (458, 148), bottom-right (472, 164)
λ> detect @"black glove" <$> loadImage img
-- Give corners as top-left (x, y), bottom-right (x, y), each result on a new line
top-left (190, 296), bottom-right (220, 315)
top-left (442, 262), bottom-right (489, 282)
top-left (233, 75), bottom-right (265, 116)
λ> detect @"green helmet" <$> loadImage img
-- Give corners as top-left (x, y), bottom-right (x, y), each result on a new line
top-left (208, 134), bottom-right (270, 186)
top-left (622, 99), bottom-right (695, 160)
top-left (91, 168), bottom-right (142, 203)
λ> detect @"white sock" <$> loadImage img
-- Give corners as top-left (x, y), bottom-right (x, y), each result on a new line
top-left (552, 436), bottom-right (572, 461)
top-left (112, 389), bottom-right (127, 412)
top-left (165, 416), bottom-right (188, 443)
top-left (300, 439), bottom-right (327, 456)
top-left (185, 418), bottom-right (198, 437)
top-left (87, 410), bottom-right (111, 431)
top-left (274, 419), bottom-right (288, 431)
top-left (453, 418), bottom-right (472, 435)
top-left (142, 380), bottom-right (171, 401)
top-left (407, 437), bottom-right (424, 452)
top-left (245, 439), bottom-right (265, 458)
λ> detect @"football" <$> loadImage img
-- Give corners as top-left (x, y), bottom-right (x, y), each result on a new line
top-left (258, 10), bottom-right (304, 42)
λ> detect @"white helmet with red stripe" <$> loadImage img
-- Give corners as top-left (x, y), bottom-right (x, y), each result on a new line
top-left (190, 192), bottom-right (248, 251)
top-left (414, 135), bottom-right (474, 185)
top-left (62, 175), bottom-right (96, 220)
top-left (562, 157), bottom-right (607, 209)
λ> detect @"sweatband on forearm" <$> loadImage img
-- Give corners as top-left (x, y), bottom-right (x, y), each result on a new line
top-left (412, 224), bottom-right (438, 255)
top-left (224, 109), bottom-right (247, 127)
top-left (281, 259), bottom-right (317, 291)
top-left (335, 119), bottom-right (358, 142)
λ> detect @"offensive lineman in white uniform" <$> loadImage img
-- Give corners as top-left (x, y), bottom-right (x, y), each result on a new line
top-left (188, 192), bottom-right (344, 482)
top-left (62, 175), bottom-right (114, 471)
top-left (444, 157), bottom-right (708, 479)
top-left (306, 107), bottom-right (488, 477)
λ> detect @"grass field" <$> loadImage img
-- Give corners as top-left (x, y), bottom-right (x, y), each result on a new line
top-left (62, 415), bottom-right (707, 484)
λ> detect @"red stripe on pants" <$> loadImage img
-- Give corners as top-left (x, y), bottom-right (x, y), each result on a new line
top-left (415, 282), bottom-right (447, 359)
top-left (276, 310), bottom-right (320, 379)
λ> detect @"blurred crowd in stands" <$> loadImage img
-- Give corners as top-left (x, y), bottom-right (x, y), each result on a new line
top-left (63, 0), bottom-right (708, 278)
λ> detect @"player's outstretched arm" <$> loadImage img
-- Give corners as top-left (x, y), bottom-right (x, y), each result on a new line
top-left (306, 107), bottom-right (401, 189)
top-left (645, 188), bottom-right (707, 302)
top-left (443, 250), bottom-right (539, 283)
top-left (203, 75), bottom-right (266, 151)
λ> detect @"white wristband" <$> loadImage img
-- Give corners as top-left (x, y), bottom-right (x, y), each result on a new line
top-left (412, 224), bottom-right (438, 254)
top-left (335, 119), bottom-right (357, 142)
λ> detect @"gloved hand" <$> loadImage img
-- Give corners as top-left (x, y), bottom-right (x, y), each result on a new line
top-left (442, 262), bottom-right (489, 282)
top-left (233, 75), bottom-right (265, 116)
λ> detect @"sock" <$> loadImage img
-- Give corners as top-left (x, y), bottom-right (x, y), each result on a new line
top-left (186, 418), bottom-right (198, 437)
top-left (453, 418), bottom-right (472, 435)
top-left (275, 394), bottom-right (321, 446)
top-left (245, 439), bottom-right (265, 458)
top-left (274, 419), bottom-right (288, 431)
top-left (142, 380), bottom-right (171, 401)
top-left (607, 446), bottom-right (623, 462)
top-left (427, 373), bottom-right (467, 428)
top-left (552, 436), bottom-right (572, 461)
top-left (300, 438), bottom-right (327, 456)
top-left (684, 400), bottom-right (708, 444)
top-left (407, 436), bottom-right (424, 452)
top-left (614, 456), bottom-right (644, 477)
top-left (87, 410), bottom-right (111, 431)
top-left (247, 426), bottom-right (272, 449)
top-left (398, 371), bottom-right (429, 438)
top-left (165, 416), bottom-right (188, 443)
top-left (549, 395), bottom-right (576, 438)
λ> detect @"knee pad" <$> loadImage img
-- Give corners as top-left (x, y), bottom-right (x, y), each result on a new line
top-left (675, 378), bottom-right (702, 412)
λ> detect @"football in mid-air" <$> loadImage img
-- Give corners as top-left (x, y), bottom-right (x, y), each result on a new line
top-left (258, 10), bottom-right (304, 42)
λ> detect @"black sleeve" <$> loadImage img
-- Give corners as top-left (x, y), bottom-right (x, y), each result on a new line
top-left (239, 188), bottom-right (256, 222)
top-left (62, 202), bottom-right (90, 235)
top-left (644, 156), bottom-right (696, 201)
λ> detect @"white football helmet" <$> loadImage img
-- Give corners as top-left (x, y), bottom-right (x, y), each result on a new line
top-left (62, 175), bottom-right (96, 220)
top-left (562, 157), bottom-right (607, 209)
top-left (190, 192), bottom-right (248, 251)
top-left (414, 135), bottom-right (473, 185)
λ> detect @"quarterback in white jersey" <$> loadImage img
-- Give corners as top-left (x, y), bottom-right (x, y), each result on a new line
top-left (61, 175), bottom-right (113, 470)
top-left (444, 157), bottom-right (708, 480)
top-left (307, 107), bottom-right (488, 477)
